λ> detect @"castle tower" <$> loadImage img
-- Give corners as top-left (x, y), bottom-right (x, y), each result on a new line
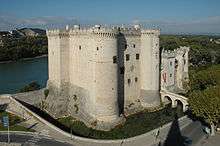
top-left (46, 29), bottom-right (70, 117)
top-left (47, 30), bottom-right (70, 91)
top-left (62, 27), bottom-right (123, 130)
top-left (91, 29), bottom-right (123, 127)
top-left (140, 30), bottom-right (161, 108)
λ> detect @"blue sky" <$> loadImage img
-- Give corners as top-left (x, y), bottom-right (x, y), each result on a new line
top-left (0, 0), bottom-right (220, 34)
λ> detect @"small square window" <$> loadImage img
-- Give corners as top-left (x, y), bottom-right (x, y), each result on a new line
top-left (135, 77), bottom-right (138, 82)
top-left (113, 56), bottom-right (117, 63)
top-left (79, 45), bottom-right (81, 50)
top-left (170, 74), bottom-right (172, 77)
top-left (128, 79), bottom-right (131, 84)
top-left (136, 54), bottom-right (139, 60)
top-left (170, 62), bottom-right (172, 66)
top-left (126, 54), bottom-right (130, 61)
top-left (125, 44), bottom-right (128, 50)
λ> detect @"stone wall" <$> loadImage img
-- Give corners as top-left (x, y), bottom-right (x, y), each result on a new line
top-left (161, 46), bottom-right (190, 92)
top-left (0, 94), bottom-right (192, 146)
top-left (46, 26), bottom-right (162, 130)
top-left (140, 30), bottom-right (161, 108)
top-left (0, 143), bottom-right (21, 146)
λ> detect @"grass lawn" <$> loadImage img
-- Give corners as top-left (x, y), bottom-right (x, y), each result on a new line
top-left (58, 105), bottom-right (184, 139)
top-left (0, 111), bottom-right (35, 132)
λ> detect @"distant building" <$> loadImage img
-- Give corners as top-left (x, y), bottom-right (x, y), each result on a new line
top-left (0, 31), bottom-right (11, 37)
top-left (45, 25), bottom-right (189, 130)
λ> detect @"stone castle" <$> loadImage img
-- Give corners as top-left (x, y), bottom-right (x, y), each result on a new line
top-left (45, 24), bottom-right (189, 130)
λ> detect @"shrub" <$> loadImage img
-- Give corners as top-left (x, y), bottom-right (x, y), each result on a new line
top-left (44, 89), bottom-right (49, 98)
top-left (19, 81), bottom-right (40, 93)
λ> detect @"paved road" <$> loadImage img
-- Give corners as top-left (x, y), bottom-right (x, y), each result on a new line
top-left (195, 132), bottom-right (220, 146)
top-left (181, 121), bottom-right (206, 145)
top-left (0, 133), bottom-right (73, 146)
top-left (159, 120), bottom-right (206, 146)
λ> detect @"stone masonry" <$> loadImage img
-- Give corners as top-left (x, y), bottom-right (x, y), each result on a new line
top-left (45, 24), bottom-right (189, 131)
top-left (161, 47), bottom-right (190, 93)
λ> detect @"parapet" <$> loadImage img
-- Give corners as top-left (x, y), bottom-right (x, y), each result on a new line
top-left (176, 46), bottom-right (190, 55)
top-left (46, 24), bottom-right (160, 38)
top-left (162, 46), bottom-right (190, 58)
top-left (119, 27), bottom-right (141, 37)
top-left (46, 29), bottom-right (69, 37)
top-left (161, 49), bottom-right (176, 58)
top-left (141, 29), bottom-right (160, 35)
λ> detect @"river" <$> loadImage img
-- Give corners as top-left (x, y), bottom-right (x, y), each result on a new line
top-left (0, 57), bottom-right (48, 94)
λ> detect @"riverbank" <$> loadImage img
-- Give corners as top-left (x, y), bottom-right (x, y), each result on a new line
top-left (0, 56), bottom-right (48, 94)
top-left (0, 54), bottom-right (48, 64)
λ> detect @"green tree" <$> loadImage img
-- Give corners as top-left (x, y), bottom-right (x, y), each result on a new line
top-left (189, 86), bottom-right (220, 135)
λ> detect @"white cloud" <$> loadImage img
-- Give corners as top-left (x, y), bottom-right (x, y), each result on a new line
top-left (134, 16), bottom-right (220, 34)
top-left (0, 14), bottom-right (220, 34)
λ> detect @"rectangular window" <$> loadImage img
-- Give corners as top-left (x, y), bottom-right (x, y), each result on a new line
top-left (135, 77), bottom-right (138, 82)
top-left (170, 61), bottom-right (172, 66)
top-left (128, 79), bottom-right (131, 84)
top-left (113, 56), bottom-right (117, 63)
top-left (170, 74), bottom-right (172, 77)
top-left (125, 44), bottom-right (128, 50)
top-left (126, 54), bottom-right (130, 61)
top-left (133, 44), bottom-right (136, 48)
top-left (136, 54), bottom-right (140, 60)
top-left (79, 45), bottom-right (81, 50)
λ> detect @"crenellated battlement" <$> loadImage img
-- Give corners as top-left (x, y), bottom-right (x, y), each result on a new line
top-left (119, 27), bottom-right (141, 37)
top-left (141, 29), bottom-right (160, 36)
top-left (47, 25), bottom-right (160, 38)
top-left (161, 49), bottom-right (176, 58)
top-left (175, 46), bottom-right (190, 55)
top-left (162, 46), bottom-right (190, 58)
top-left (47, 29), bottom-right (69, 37)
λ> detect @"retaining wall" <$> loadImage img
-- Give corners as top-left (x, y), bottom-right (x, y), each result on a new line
top-left (0, 94), bottom-right (193, 146)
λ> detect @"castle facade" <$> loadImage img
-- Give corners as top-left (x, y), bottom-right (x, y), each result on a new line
top-left (45, 25), bottom-right (189, 130)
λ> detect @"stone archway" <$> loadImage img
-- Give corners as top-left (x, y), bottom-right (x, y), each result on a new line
top-left (160, 90), bottom-right (189, 112)
top-left (163, 96), bottom-right (172, 106)
top-left (175, 100), bottom-right (184, 114)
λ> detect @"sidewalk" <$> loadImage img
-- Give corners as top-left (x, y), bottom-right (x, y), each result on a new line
top-left (18, 117), bottom-right (75, 145)
top-left (196, 133), bottom-right (220, 146)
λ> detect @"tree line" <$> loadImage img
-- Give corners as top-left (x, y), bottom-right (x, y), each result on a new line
top-left (0, 36), bottom-right (47, 62)
top-left (187, 65), bottom-right (220, 135)
top-left (160, 35), bottom-right (220, 66)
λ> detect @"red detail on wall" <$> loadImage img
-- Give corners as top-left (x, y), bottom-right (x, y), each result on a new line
top-left (163, 73), bottom-right (167, 83)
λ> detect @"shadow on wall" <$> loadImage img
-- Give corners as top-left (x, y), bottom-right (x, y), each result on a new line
top-left (159, 47), bottom-right (163, 91)
top-left (13, 98), bottom-right (82, 136)
top-left (0, 104), bottom-right (8, 111)
top-left (117, 30), bottom-right (126, 115)
top-left (162, 114), bottom-right (190, 146)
